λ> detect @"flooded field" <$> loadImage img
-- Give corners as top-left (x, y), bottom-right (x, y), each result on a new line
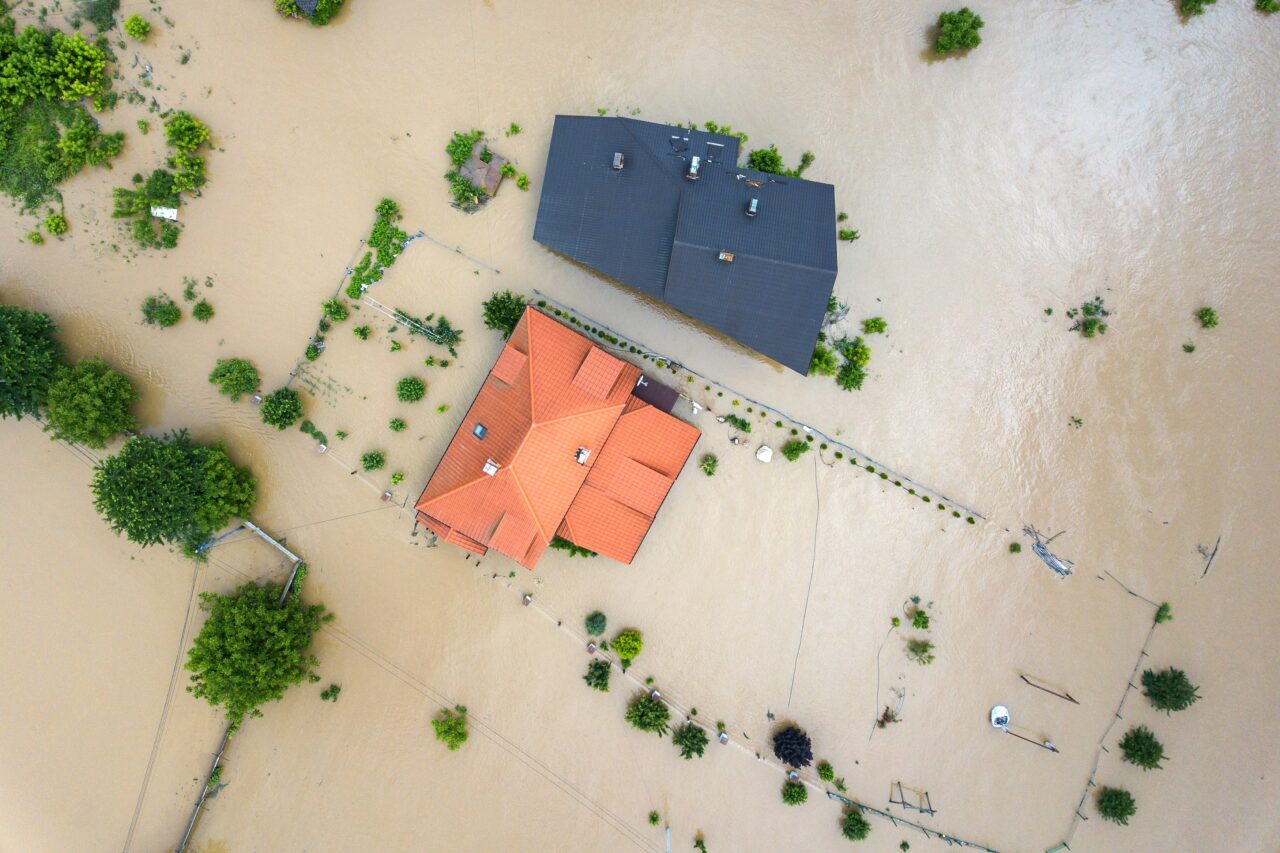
top-left (2, 1), bottom-right (1278, 851)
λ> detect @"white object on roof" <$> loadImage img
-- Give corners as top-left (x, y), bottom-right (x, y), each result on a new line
top-left (755, 445), bottom-right (773, 463)
top-left (990, 705), bottom-right (1010, 730)
top-left (150, 206), bottom-right (179, 221)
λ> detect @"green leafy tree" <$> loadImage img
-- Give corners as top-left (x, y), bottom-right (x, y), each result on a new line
top-left (817, 760), bottom-right (835, 781)
top-left (432, 705), bottom-right (469, 750)
top-left (583, 659), bottom-right (611, 692)
top-left (810, 342), bottom-right (838, 376)
top-left (185, 573), bottom-right (328, 723)
top-left (261, 387), bottom-right (303, 430)
top-left (361, 450), bottom-right (386, 471)
top-left (1096, 786), bottom-right (1137, 825)
top-left (164, 111), bottom-right (211, 152)
top-left (672, 722), bottom-right (708, 759)
top-left (123, 14), bottom-right (151, 40)
top-left (0, 305), bottom-right (62, 419)
top-left (934, 8), bottom-right (984, 54)
top-left (388, 417), bottom-right (406, 432)
top-left (91, 430), bottom-right (256, 554)
top-left (862, 317), bottom-right (887, 334)
top-left (842, 808), bottom-right (872, 841)
top-left (481, 290), bottom-right (527, 339)
top-left (585, 611), bottom-right (607, 635)
top-left (44, 212), bottom-right (68, 234)
top-left (1118, 725), bottom-right (1165, 771)
top-left (1260, 0), bottom-right (1280, 13)
top-left (700, 454), bottom-right (718, 476)
top-left (781, 780), bottom-right (808, 806)
top-left (747, 145), bottom-right (785, 174)
top-left (1141, 667), bottom-right (1200, 713)
top-left (192, 300), bottom-right (215, 322)
top-left (396, 376), bottom-right (426, 402)
top-left (835, 337), bottom-right (871, 391)
top-left (44, 357), bottom-right (138, 448)
top-left (322, 299), bottom-right (349, 322)
top-left (613, 629), bottom-right (644, 664)
top-left (624, 692), bottom-right (670, 735)
top-left (1196, 306), bottom-right (1219, 328)
top-left (208, 358), bottom-right (260, 401)
top-left (781, 439), bottom-right (811, 462)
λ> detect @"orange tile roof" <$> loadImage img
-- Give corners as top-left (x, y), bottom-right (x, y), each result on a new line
top-left (415, 307), bottom-right (700, 569)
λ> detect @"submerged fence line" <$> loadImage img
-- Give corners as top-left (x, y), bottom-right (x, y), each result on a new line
top-left (827, 792), bottom-right (999, 852)
top-left (531, 290), bottom-right (986, 521)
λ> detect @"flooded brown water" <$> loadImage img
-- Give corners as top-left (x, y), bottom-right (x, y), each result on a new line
top-left (2, 1), bottom-right (1279, 851)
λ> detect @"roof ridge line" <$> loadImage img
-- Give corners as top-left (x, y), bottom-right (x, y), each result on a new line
top-left (668, 238), bottom-right (838, 274)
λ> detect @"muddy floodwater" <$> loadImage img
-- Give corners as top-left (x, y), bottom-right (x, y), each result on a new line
top-left (2, 1), bottom-right (1279, 851)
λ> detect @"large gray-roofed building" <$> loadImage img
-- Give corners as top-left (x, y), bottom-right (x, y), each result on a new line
top-left (533, 115), bottom-right (838, 374)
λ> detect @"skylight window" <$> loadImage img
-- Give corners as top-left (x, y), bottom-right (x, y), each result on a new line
top-left (472, 423), bottom-right (488, 440)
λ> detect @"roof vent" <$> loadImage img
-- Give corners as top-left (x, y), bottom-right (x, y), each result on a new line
top-left (482, 459), bottom-right (499, 476)
top-left (746, 198), bottom-right (759, 218)
top-left (686, 156), bottom-right (701, 181)
top-left (718, 251), bottom-right (735, 263)
top-left (612, 151), bottom-right (624, 170)
top-left (575, 447), bottom-right (591, 465)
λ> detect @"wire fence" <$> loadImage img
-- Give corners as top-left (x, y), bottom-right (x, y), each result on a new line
top-left (826, 792), bottom-right (999, 852)
top-left (531, 291), bottom-right (987, 521)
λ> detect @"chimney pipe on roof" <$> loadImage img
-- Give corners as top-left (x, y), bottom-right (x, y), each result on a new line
top-left (686, 156), bottom-right (701, 181)
top-left (612, 152), bottom-right (624, 170)
top-left (746, 197), bottom-right (759, 218)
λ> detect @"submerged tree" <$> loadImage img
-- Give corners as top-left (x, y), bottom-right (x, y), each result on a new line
top-left (1119, 725), bottom-right (1166, 771)
top-left (185, 570), bottom-right (328, 723)
top-left (0, 305), bottom-right (63, 419)
top-left (781, 780), bottom-right (809, 806)
top-left (841, 808), bottom-right (872, 841)
top-left (261, 387), bottom-right (303, 430)
top-left (583, 659), bottom-right (611, 692)
top-left (613, 629), bottom-right (644, 665)
top-left (625, 692), bottom-right (670, 735)
top-left (1141, 667), bottom-right (1200, 713)
top-left (91, 430), bottom-right (256, 555)
top-left (432, 705), bottom-right (470, 750)
top-left (934, 8), bottom-right (985, 54)
top-left (44, 357), bottom-right (138, 448)
top-left (1096, 786), bottom-right (1137, 825)
top-left (672, 722), bottom-right (709, 759)
top-left (481, 290), bottom-right (527, 339)
top-left (772, 725), bottom-right (814, 767)
top-left (208, 358), bottom-right (261, 402)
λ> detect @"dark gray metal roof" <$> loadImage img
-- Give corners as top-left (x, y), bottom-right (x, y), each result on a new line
top-left (533, 115), bottom-right (837, 374)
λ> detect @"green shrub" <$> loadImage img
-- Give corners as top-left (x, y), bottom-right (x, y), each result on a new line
top-left (516, 173), bottom-right (530, 191)
top-left (781, 439), bottom-right (811, 461)
top-left (1154, 602), bottom-right (1173, 624)
top-left (723, 414), bottom-right (751, 432)
top-left (672, 722), bottom-right (708, 759)
top-left (842, 808), bottom-right (872, 841)
top-left (396, 377), bottom-right (426, 402)
top-left (912, 610), bottom-right (930, 630)
top-left (506, 122), bottom-right (522, 136)
top-left (1179, 0), bottom-right (1217, 15)
top-left (192, 300), bottom-right (214, 322)
top-left (1068, 297), bottom-right (1110, 338)
top-left (123, 13), bottom-right (150, 39)
top-left (1009, 542), bottom-right (1022, 553)
top-left (481, 290), bottom-right (527, 339)
top-left (583, 659), bottom-right (611, 692)
top-left (446, 129), bottom-right (483, 167)
top-left (44, 212), bottom-right (68, 234)
top-left (906, 638), bottom-right (935, 665)
top-left (613, 629), bottom-right (643, 664)
top-left (1118, 725), bottom-right (1165, 771)
top-left (164, 112), bottom-right (210, 152)
top-left (259, 387), bottom-right (302, 430)
top-left (648, 810), bottom-right (661, 826)
top-left (353, 325), bottom-right (371, 340)
top-left (185, 574), bottom-right (327, 723)
top-left (361, 450), bottom-right (386, 471)
top-left (700, 454), bottom-right (718, 476)
top-left (91, 430), bottom-right (256, 555)
top-left (809, 342), bottom-right (838, 376)
top-left (1196, 306), bottom-right (1219, 328)
top-left (1141, 667), bottom-right (1199, 713)
top-left (1260, 0), bottom-right (1280, 12)
top-left (1096, 786), bottom-right (1136, 825)
top-left (141, 294), bottom-right (181, 327)
top-left (44, 357), bottom-right (138, 448)
top-left (550, 536), bottom-right (596, 558)
top-left (624, 692), bottom-right (670, 735)
top-left (388, 417), bottom-right (406, 432)
top-left (432, 705), bottom-right (469, 750)
top-left (934, 8), bottom-right (984, 54)
top-left (0, 305), bottom-right (62, 419)
top-left (862, 317), bottom-right (887, 334)
top-left (838, 228), bottom-right (860, 242)
top-left (781, 780), bottom-right (808, 806)
top-left (817, 760), bottom-right (834, 781)
top-left (585, 611), bottom-right (606, 635)
top-left (835, 337), bottom-right (870, 391)
top-left (320, 683), bottom-right (341, 702)
top-left (1182, 341), bottom-right (1196, 353)
top-left (27, 231), bottom-right (43, 244)
top-left (322, 299), bottom-right (349, 322)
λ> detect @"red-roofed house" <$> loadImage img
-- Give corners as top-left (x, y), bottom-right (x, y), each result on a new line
top-left (414, 307), bottom-right (700, 569)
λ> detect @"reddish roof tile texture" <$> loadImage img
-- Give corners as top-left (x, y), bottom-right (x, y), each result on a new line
top-left (415, 308), bottom-right (699, 569)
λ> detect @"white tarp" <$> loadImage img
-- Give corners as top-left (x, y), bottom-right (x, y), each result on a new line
top-left (150, 206), bottom-right (179, 221)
